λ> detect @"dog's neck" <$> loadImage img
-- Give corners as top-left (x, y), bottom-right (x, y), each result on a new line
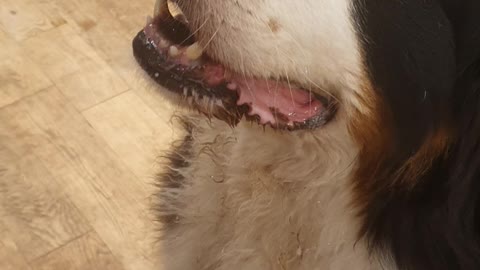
top-left (178, 115), bottom-right (377, 268)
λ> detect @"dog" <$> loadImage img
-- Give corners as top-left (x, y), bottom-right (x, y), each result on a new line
top-left (132, 1), bottom-right (480, 269)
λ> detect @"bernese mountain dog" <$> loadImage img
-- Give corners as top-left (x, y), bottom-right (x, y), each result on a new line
top-left (132, 0), bottom-right (480, 269)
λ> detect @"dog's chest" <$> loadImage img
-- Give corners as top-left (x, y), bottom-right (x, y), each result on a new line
top-left (176, 119), bottom-right (378, 269)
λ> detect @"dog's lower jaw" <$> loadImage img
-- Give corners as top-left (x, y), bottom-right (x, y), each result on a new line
top-left (155, 114), bottom-right (386, 270)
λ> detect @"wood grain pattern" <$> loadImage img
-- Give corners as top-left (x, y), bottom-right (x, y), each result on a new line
top-left (0, 0), bottom-right (65, 41)
top-left (83, 91), bottom-right (175, 179)
top-left (0, 142), bottom-right (91, 261)
top-left (0, 223), bottom-right (32, 270)
top-left (31, 232), bottom-right (124, 270)
top-left (0, 29), bottom-right (20, 59)
top-left (20, 25), bottom-right (129, 110)
top-left (0, 0), bottom-right (174, 269)
top-left (0, 51), bottom-right (52, 107)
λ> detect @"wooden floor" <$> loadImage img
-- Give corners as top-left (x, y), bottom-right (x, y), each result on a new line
top-left (0, 0), bottom-right (178, 269)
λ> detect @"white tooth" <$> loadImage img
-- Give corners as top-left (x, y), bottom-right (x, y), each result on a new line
top-left (155, 0), bottom-right (188, 24)
top-left (227, 82), bottom-right (237, 90)
top-left (159, 39), bottom-right (169, 48)
top-left (154, 0), bottom-right (168, 17)
top-left (185, 42), bottom-right (203, 60)
top-left (167, 1), bottom-right (188, 24)
top-left (169, 46), bottom-right (180, 57)
top-left (167, 1), bottom-right (181, 17)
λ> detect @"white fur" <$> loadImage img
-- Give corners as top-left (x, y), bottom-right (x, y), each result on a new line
top-left (180, 0), bottom-right (364, 103)
top-left (152, 0), bottom-right (389, 269)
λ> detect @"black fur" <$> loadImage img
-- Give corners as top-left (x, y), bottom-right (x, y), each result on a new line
top-left (354, 1), bottom-right (480, 269)
top-left (155, 118), bottom-right (194, 229)
top-left (354, 0), bottom-right (455, 153)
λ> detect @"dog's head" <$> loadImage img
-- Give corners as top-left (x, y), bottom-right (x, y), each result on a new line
top-left (133, 0), bottom-right (480, 269)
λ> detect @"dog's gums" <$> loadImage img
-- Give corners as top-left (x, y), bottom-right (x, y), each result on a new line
top-left (132, 0), bottom-right (337, 130)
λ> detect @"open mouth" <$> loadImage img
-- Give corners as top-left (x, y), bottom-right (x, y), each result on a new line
top-left (132, 0), bottom-right (337, 130)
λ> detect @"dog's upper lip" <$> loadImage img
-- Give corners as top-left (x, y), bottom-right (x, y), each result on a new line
top-left (132, 8), bottom-right (337, 130)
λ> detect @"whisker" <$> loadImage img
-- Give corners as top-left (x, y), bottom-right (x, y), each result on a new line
top-left (268, 27), bottom-right (342, 105)
top-left (285, 70), bottom-right (296, 110)
top-left (274, 77), bottom-right (281, 128)
top-left (239, 50), bottom-right (256, 103)
top-left (304, 75), bottom-right (341, 104)
top-left (266, 78), bottom-right (278, 127)
top-left (202, 25), bottom-right (220, 51)
top-left (180, 16), bottom-right (210, 45)
top-left (270, 43), bottom-right (281, 126)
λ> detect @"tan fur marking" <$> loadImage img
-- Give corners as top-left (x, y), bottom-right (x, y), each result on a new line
top-left (348, 78), bottom-right (393, 209)
top-left (396, 127), bottom-right (451, 189)
top-left (350, 76), bottom-right (451, 205)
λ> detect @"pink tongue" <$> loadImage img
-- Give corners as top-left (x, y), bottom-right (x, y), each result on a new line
top-left (233, 78), bottom-right (323, 125)
top-left (202, 65), bottom-right (323, 125)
